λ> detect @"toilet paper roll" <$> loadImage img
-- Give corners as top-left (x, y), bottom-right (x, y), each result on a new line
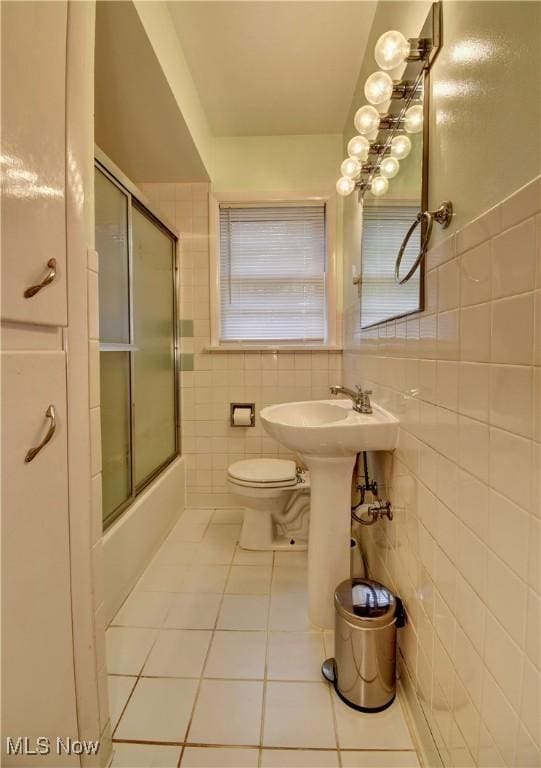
top-left (232, 407), bottom-right (252, 426)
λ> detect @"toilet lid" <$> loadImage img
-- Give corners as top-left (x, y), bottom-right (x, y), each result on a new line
top-left (228, 458), bottom-right (297, 484)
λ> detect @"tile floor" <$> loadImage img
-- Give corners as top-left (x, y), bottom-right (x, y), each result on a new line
top-left (107, 508), bottom-right (420, 768)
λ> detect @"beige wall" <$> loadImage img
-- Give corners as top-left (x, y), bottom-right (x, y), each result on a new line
top-left (211, 134), bottom-right (342, 196)
top-left (133, 0), bottom-right (214, 176)
top-left (342, 3), bottom-right (540, 767)
top-left (428, 2), bottom-right (541, 233)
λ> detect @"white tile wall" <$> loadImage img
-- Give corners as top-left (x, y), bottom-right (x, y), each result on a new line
top-left (139, 183), bottom-right (342, 508)
top-left (343, 176), bottom-right (541, 768)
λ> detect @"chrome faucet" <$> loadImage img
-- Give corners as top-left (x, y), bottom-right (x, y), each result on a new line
top-left (330, 384), bottom-right (373, 414)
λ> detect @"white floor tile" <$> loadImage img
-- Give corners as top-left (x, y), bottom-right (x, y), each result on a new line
top-left (267, 632), bottom-right (326, 681)
top-left (226, 565), bottom-right (273, 595)
top-left (181, 747), bottom-right (259, 767)
top-left (106, 627), bottom-right (157, 675)
top-left (196, 539), bottom-right (236, 565)
top-left (168, 522), bottom-right (208, 543)
top-left (143, 629), bottom-right (212, 677)
top-left (111, 743), bottom-right (181, 767)
top-left (263, 682), bottom-right (336, 748)
top-left (217, 595), bottom-right (270, 630)
top-left (112, 591), bottom-right (173, 628)
top-left (164, 593), bottom-right (222, 630)
top-left (333, 696), bottom-right (414, 750)
top-left (180, 565), bottom-right (229, 593)
top-left (180, 509), bottom-right (215, 526)
top-left (271, 567), bottom-right (307, 594)
top-left (107, 675), bottom-right (136, 729)
top-left (340, 751), bottom-right (420, 767)
top-left (233, 547), bottom-right (274, 566)
top-left (212, 508), bottom-right (245, 524)
top-left (274, 551), bottom-right (308, 568)
top-left (204, 631), bottom-right (267, 679)
top-left (188, 679), bottom-right (263, 746)
top-left (203, 524), bottom-right (241, 544)
top-left (261, 749), bottom-right (339, 767)
top-left (136, 563), bottom-right (188, 592)
top-left (115, 677), bottom-right (198, 742)
top-left (269, 593), bottom-right (312, 631)
top-left (154, 541), bottom-right (201, 566)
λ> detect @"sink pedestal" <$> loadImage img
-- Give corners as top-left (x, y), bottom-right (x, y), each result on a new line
top-left (302, 453), bottom-right (357, 629)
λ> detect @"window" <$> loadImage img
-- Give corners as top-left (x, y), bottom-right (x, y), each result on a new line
top-left (217, 204), bottom-right (329, 344)
top-left (95, 162), bottom-right (179, 529)
top-left (360, 203), bottom-right (421, 328)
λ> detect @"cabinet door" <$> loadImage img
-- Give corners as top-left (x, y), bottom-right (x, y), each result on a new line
top-left (1, 1), bottom-right (68, 326)
top-left (1, 352), bottom-right (78, 763)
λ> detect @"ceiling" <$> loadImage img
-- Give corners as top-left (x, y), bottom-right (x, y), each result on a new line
top-left (167, 1), bottom-right (378, 136)
top-left (95, 1), bottom-right (210, 182)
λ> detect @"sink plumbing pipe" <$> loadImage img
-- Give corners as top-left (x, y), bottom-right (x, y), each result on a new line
top-left (351, 452), bottom-right (393, 526)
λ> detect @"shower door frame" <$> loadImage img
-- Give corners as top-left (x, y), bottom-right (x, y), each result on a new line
top-left (95, 149), bottom-right (181, 529)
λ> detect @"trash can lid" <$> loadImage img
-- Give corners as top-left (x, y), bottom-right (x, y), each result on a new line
top-left (335, 578), bottom-right (397, 628)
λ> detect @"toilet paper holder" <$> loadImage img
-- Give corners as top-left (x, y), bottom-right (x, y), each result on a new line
top-left (230, 403), bottom-right (256, 427)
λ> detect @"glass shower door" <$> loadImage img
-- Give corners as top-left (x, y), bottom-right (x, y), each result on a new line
top-left (132, 204), bottom-right (177, 488)
top-left (95, 159), bottom-right (179, 528)
top-left (95, 167), bottom-right (132, 524)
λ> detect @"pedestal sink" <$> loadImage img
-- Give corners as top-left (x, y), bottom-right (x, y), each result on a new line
top-left (259, 399), bottom-right (398, 628)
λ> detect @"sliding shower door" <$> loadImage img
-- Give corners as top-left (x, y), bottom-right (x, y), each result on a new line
top-left (95, 163), bottom-right (179, 528)
top-left (132, 204), bottom-right (177, 487)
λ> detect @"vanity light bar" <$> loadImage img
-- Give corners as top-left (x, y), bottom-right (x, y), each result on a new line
top-left (335, 2), bottom-right (442, 201)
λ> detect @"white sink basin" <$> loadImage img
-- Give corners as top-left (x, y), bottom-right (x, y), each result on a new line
top-left (259, 397), bottom-right (399, 629)
top-left (260, 399), bottom-right (398, 457)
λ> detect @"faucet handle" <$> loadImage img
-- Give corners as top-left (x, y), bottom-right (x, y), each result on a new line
top-left (364, 390), bottom-right (372, 395)
top-left (355, 384), bottom-right (363, 393)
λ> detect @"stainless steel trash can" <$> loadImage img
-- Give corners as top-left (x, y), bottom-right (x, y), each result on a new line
top-left (322, 578), bottom-right (405, 712)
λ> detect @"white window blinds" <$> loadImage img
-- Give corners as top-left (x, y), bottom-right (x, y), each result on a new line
top-left (219, 205), bottom-right (326, 342)
top-left (360, 204), bottom-right (421, 328)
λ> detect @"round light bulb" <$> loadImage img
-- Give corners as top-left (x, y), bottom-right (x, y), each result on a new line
top-left (374, 30), bottom-right (411, 71)
top-left (390, 134), bottom-right (412, 160)
top-left (354, 105), bottom-right (381, 136)
top-left (340, 157), bottom-right (361, 179)
top-left (347, 135), bottom-right (370, 162)
top-left (370, 176), bottom-right (389, 197)
top-left (364, 71), bottom-right (394, 106)
top-left (380, 156), bottom-right (400, 179)
top-left (336, 176), bottom-right (355, 196)
top-left (404, 104), bottom-right (423, 133)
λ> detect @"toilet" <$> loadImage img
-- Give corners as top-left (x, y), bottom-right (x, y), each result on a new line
top-left (227, 458), bottom-right (310, 551)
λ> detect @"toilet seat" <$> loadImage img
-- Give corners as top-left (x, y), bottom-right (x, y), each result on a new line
top-left (228, 458), bottom-right (299, 489)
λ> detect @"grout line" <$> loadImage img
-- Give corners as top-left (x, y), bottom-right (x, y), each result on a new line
top-left (181, 514), bottom-right (239, 748)
top-left (258, 551), bottom-right (275, 763)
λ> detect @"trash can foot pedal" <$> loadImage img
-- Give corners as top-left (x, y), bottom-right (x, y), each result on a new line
top-left (321, 657), bottom-right (396, 713)
top-left (321, 658), bottom-right (336, 684)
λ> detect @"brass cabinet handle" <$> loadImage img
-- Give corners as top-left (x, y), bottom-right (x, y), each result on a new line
top-left (23, 258), bottom-right (57, 298)
top-left (25, 405), bottom-right (56, 463)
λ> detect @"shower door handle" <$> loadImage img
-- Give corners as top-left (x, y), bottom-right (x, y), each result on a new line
top-left (25, 404), bottom-right (56, 463)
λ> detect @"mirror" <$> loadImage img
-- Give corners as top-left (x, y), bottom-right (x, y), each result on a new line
top-left (356, 2), bottom-right (442, 328)
top-left (360, 132), bottom-right (423, 328)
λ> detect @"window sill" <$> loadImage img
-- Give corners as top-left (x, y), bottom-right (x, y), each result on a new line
top-left (205, 344), bottom-right (342, 353)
